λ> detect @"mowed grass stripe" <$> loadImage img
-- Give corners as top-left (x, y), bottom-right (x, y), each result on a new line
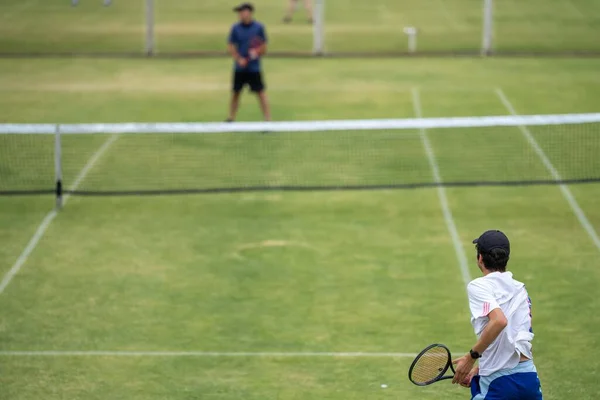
top-left (0, 192), bottom-right (470, 353)
top-left (0, 58), bottom-right (599, 124)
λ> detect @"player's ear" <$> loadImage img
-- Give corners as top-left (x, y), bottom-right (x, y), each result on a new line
top-left (477, 254), bottom-right (484, 268)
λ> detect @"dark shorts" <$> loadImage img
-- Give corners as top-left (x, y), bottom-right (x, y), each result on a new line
top-left (470, 361), bottom-right (543, 399)
top-left (233, 71), bottom-right (265, 93)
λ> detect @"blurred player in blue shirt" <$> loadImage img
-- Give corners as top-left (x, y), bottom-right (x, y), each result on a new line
top-left (226, 3), bottom-right (271, 122)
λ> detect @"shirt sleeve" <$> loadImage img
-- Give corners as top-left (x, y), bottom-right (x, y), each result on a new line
top-left (467, 280), bottom-right (500, 319)
top-left (227, 27), bottom-right (237, 45)
top-left (258, 24), bottom-right (267, 43)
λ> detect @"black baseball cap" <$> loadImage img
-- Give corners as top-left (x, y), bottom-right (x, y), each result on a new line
top-left (233, 2), bottom-right (254, 12)
top-left (473, 230), bottom-right (510, 254)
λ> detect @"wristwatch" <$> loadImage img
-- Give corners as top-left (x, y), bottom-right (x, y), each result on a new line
top-left (469, 349), bottom-right (482, 359)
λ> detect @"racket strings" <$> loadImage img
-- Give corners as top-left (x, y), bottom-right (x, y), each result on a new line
top-left (410, 346), bottom-right (450, 384)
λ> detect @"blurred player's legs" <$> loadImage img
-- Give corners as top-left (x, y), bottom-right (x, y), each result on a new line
top-left (227, 91), bottom-right (270, 122)
top-left (283, 0), bottom-right (313, 23)
top-left (228, 72), bottom-right (270, 122)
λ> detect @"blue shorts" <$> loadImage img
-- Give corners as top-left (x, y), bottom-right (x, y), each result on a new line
top-left (471, 360), bottom-right (543, 400)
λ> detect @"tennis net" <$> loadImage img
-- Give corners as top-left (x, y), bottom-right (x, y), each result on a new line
top-left (1, 114), bottom-right (599, 201)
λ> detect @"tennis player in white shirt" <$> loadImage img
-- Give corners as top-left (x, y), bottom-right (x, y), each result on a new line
top-left (452, 230), bottom-right (543, 399)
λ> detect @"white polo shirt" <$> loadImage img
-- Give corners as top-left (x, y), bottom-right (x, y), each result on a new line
top-left (467, 271), bottom-right (534, 376)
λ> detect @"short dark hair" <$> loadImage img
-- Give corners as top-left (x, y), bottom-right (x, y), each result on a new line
top-left (476, 245), bottom-right (510, 272)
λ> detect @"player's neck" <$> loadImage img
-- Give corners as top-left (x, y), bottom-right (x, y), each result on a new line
top-left (482, 268), bottom-right (505, 276)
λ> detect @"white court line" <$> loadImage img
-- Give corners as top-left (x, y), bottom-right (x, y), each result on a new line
top-left (495, 88), bottom-right (600, 253)
top-left (0, 210), bottom-right (57, 294)
top-left (0, 351), bottom-right (417, 358)
top-left (411, 88), bottom-right (471, 288)
top-left (63, 134), bottom-right (119, 206)
top-left (0, 134), bottom-right (119, 296)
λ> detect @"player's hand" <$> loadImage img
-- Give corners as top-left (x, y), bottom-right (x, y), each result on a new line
top-left (459, 366), bottom-right (479, 388)
top-left (452, 354), bottom-right (476, 385)
top-left (237, 57), bottom-right (248, 67)
top-left (249, 49), bottom-right (258, 60)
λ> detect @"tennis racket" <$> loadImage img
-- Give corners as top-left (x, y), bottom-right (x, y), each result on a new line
top-left (246, 36), bottom-right (264, 61)
top-left (408, 344), bottom-right (455, 386)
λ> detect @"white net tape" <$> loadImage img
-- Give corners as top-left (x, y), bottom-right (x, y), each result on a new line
top-left (1, 113), bottom-right (600, 135)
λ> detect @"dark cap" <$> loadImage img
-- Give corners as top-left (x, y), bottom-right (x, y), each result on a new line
top-left (473, 230), bottom-right (510, 254)
top-left (233, 2), bottom-right (254, 12)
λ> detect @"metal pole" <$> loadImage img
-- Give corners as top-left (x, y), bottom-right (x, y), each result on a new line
top-left (55, 125), bottom-right (63, 209)
top-left (312, 0), bottom-right (325, 55)
top-left (145, 0), bottom-right (155, 56)
top-left (403, 27), bottom-right (417, 54)
top-left (481, 0), bottom-right (493, 55)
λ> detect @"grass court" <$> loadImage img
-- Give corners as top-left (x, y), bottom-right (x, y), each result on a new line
top-left (1, 1), bottom-right (600, 399)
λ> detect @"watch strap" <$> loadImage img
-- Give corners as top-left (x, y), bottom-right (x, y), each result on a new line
top-left (469, 349), bottom-right (482, 359)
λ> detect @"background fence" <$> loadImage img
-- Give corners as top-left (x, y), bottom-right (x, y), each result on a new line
top-left (1, 0), bottom-right (599, 56)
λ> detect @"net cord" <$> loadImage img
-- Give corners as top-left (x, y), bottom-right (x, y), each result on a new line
top-left (1, 113), bottom-right (599, 135)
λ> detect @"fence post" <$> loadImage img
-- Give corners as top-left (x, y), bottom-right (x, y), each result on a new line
top-left (145, 0), bottom-right (155, 56)
top-left (481, 0), bottom-right (493, 55)
top-left (55, 125), bottom-right (63, 209)
top-left (312, 0), bottom-right (325, 55)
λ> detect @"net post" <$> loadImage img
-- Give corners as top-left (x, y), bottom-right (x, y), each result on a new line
top-left (312, 0), bottom-right (325, 55)
top-left (54, 125), bottom-right (63, 210)
top-left (481, 0), bottom-right (493, 56)
top-left (145, 0), bottom-right (155, 56)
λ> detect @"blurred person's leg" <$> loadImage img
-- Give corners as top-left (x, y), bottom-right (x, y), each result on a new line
top-left (228, 92), bottom-right (242, 122)
top-left (283, 0), bottom-right (297, 23)
top-left (304, 0), bottom-right (313, 23)
top-left (249, 72), bottom-right (270, 121)
top-left (257, 92), bottom-right (271, 121)
top-left (227, 72), bottom-right (245, 122)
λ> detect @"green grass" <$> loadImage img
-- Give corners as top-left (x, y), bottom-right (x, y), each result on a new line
top-left (0, 0), bottom-right (599, 54)
top-left (0, 56), bottom-right (600, 400)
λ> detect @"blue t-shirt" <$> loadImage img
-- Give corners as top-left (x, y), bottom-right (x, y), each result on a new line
top-left (228, 21), bottom-right (267, 73)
